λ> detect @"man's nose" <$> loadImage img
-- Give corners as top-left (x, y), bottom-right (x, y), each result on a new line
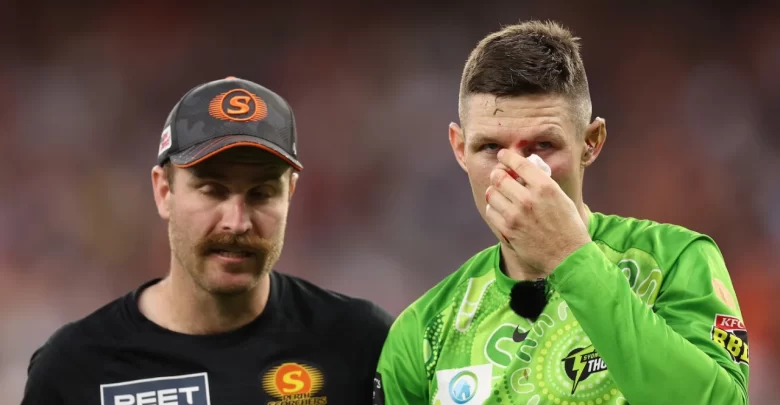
top-left (509, 140), bottom-right (531, 157)
top-left (220, 196), bottom-right (252, 235)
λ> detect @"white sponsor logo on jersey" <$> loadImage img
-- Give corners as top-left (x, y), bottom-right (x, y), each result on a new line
top-left (100, 372), bottom-right (211, 405)
top-left (435, 364), bottom-right (492, 405)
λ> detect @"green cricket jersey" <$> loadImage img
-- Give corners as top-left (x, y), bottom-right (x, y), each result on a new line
top-left (374, 211), bottom-right (749, 405)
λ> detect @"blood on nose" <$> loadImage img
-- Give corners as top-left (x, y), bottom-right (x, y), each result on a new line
top-left (513, 140), bottom-right (532, 157)
top-left (515, 140), bottom-right (530, 149)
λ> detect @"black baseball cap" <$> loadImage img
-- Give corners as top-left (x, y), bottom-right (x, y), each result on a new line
top-left (156, 76), bottom-right (302, 171)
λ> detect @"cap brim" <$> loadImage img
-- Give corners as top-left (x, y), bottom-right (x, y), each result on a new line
top-left (169, 135), bottom-right (302, 171)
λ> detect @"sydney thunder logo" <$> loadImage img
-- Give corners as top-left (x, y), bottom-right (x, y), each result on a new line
top-left (562, 345), bottom-right (608, 394)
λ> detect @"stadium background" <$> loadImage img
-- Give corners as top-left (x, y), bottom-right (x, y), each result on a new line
top-left (1, 1), bottom-right (778, 403)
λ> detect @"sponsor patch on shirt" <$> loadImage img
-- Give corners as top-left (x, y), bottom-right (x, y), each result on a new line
top-left (435, 364), bottom-right (493, 405)
top-left (261, 362), bottom-right (327, 405)
top-left (373, 372), bottom-right (384, 405)
top-left (711, 314), bottom-right (749, 366)
top-left (100, 372), bottom-right (210, 405)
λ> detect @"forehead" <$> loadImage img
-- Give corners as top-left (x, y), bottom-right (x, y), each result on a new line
top-left (463, 93), bottom-right (577, 140)
top-left (188, 147), bottom-right (290, 178)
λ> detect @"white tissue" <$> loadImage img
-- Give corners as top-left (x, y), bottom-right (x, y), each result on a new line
top-left (527, 153), bottom-right (552, 176)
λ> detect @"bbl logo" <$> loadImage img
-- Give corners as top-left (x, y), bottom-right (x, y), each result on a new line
top-left (448, 370), bottom-right (478, 404)
top-left (711, 314), bottom-right (749, 365)
top-left (562, 345), bottom-right (608, 394)
top-left (261, 362), bottom-right (327, 405)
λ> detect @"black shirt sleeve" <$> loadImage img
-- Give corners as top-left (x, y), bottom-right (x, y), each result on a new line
top-left (347, 299), bottom-right (395, 403)
top-left (21, 325), bottom-right (74, 405)
top-left (358, 300), bottom-right (394, 362)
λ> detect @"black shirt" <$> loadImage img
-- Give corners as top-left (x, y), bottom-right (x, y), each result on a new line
top-left (21, 271), bottom-right (394, 405)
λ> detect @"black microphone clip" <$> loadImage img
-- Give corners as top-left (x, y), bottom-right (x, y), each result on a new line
top-left (509, 277), bottom-right (549, 322)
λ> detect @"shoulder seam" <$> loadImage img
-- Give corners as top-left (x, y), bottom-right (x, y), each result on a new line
top-left (593, 214), bottom-right (708, 270)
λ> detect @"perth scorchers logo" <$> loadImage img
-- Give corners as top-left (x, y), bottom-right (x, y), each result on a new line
top-left (262, 362), bottom-right (327, 405)
top-left (711, 314), bottom-right (749, 365)
top-left (208, 88), bottom-right (268, 122)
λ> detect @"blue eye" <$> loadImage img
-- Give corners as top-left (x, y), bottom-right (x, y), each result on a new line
top-left (535, 142), bottom-right (553, 150)
top-left (481, 143), bottom-right (500, 152)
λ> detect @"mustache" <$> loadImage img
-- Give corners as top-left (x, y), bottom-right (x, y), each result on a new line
top-left (196, 233), bottom-right (274, 255)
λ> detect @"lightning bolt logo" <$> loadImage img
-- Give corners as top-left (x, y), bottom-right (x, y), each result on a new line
top-left (563, 345), bottom-right (596, 394)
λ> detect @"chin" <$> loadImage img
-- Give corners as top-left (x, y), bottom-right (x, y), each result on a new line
top-left (207, 279), bottom-right (257, 296)
top-left (198, 267), bottom-right (266, 296)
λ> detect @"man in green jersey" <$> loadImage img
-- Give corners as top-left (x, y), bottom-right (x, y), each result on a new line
top-left (373, 20), bottom-right (750, 405)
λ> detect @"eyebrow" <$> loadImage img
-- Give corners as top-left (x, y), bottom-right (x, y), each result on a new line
top-left (469, 127), bottom-right (566, 144)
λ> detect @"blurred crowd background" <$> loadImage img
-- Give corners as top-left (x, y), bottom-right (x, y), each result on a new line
top-left (1, 1), bottom-right (778, 403)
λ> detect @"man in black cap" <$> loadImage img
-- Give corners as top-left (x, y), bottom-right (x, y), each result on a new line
top-left (21, 77), bottom-right (393, 405)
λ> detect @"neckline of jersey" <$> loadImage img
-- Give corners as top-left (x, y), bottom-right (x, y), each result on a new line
top-left (122, 271), bottom-right (281, 345)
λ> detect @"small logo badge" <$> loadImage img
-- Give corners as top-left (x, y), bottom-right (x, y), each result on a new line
top-left (712, 279), bottom-right (737, 310)
top-left (100, 372), bottom-right (210, 405)
top-left (435, 364), bottom-right (492, 405)
top-left (512, 325), bottom-right (529, 343)
top-left (262, 362), bottom-right (327, 405)
top-left (448, 370), bottom-right (478, 404)
top-left (372, 372), bottom-right (384, 405)
top-left (711, 314), bottom-right (749, 365)
top-left (158, 126), bottom-right (172, 156)
top-left (208, 89), bottom-right (268, 122)
top-left (562, 345), bottom-right (608, 394)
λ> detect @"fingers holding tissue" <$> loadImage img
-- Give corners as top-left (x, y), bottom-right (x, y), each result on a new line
top-left (486, 149), bottom-right (592, 275)
top-left (486, 152), bottom-right (551, 209)
top-left (527, 154), bottom-right (552, 177)
top-left (486, 153), bottom-right (552, 246)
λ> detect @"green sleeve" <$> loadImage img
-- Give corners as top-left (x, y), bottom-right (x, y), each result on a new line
top-left (374, 307), bottom-right (429, 405)
top-left (547, 239), bottom-right (749, 405)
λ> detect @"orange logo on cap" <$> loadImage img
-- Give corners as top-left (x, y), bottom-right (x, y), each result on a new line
top-left (208, 89), bottom-right (268, 122)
